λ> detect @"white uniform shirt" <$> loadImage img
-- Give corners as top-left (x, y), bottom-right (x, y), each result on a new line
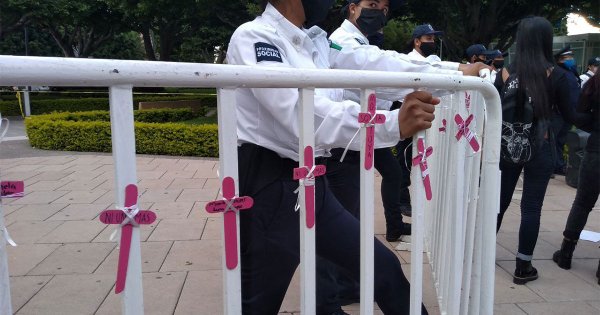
top-left (580, 70), bottom-right (594, 88)
top-left (226, 4), bottom-right (402, 161)
top-left (406, 49), bottom-right (460, 71)
top-left (329, 20), bottom-right (461, 108)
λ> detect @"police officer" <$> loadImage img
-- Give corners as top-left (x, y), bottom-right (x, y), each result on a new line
top-left (465, 44), bottom-right (497, 64)
top-left (227, 0), bottom-right (436, 314)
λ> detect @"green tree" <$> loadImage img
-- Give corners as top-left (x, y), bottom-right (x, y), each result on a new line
top-left (404, 0), bottom-right (599, 61)
top-left (10, 0), bottom-right (124, 57)
top-left (0, 1), bottom-right (31, 39)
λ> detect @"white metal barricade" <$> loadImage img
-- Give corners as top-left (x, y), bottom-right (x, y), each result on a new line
top-left (0, 56), bottom-right (501, 315)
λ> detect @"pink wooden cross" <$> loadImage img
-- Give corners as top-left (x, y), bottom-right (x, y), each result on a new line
top-left (0, 181), bottom-right (24, 198)
top-left (412, 138), bottom-right (434, 201)
top-left (454, 114), bottom-right (480, 152)
top-left (205, 177), bottom-right (253, 270)
top-left (293, 146), bottom-right (326, 229)
top-left (358, 93), bottom-right (386, 170)
top-left (438, 119), bottom-right (447, 133)
top-left (465, 92), bottom-right (471, 111)
top-left (99, 184), bottom-right (156, 294)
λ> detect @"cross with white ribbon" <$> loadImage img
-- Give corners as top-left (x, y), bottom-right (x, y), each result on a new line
top-left (293, 146), bottom-right (326, 229)
top-left (412, 138), bottom-right (434, 201)
top-left (205, 177), bottom-right (253, 270)
top-left (454, 113), bottom-right (480, 152)
top-left (99, 184), bottom-right (156, 294)
top-left (340, 93), bottom-right (386, 169)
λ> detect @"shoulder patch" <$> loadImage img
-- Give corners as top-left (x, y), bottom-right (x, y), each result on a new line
top-left (254, 42), bottom-right (283, 63)
top-left (354, 38), bottom-right (366, 45)
top-left (329, 40), bottom-right (342, 51)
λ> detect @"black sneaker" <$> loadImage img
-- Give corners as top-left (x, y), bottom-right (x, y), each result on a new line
top-left (386, 223), bottom-right (411, 242)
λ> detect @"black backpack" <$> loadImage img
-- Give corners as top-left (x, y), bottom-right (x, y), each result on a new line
top-left (499, 72), bottom-right (549, 165)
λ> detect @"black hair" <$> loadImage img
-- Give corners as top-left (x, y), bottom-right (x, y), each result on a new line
top-left (513, 16), bottom-right (555, 119)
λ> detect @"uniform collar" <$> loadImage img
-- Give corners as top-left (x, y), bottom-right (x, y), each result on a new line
top-left (341, 19), bottom-right (369, 44)
top-left (263, 3), bottom-right (311, 50)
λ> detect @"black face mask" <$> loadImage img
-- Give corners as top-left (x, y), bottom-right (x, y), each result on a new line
top-left (302, 0), bottom-right (335, 27)
top-left (367, 32), bottom-right (384, 49)
top-left (419, 41), bottom-right (437, 57)
top-left (493, 60), bottom-right (505, 69)
top-left (356, 8), bottom-right (387, 36)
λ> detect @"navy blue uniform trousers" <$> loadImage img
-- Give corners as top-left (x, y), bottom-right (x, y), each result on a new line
top-left (237, 143), bottom-right (422, 315)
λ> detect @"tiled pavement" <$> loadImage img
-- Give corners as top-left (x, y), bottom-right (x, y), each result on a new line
top-left (1, 151), bottom-right (599, 314)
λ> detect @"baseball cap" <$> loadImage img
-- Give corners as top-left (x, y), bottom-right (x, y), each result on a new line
top-left (412, 24), bottom-right (444, 39)
top-left (554, 45), bottom-right (574, 59)
top-left (465, 44), bottom-right (496, 58)
top-left (587, 56), bottom-right (600, 66)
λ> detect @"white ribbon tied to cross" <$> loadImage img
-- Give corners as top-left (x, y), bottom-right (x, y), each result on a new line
top-left (1, 226), bottom-right (17, 247)
top-left (109, 204), bottom-right (140, 242)
top-left (340, 114), bottom-right (377, 163)
top-left (293, 165), bottom-right (316, 212)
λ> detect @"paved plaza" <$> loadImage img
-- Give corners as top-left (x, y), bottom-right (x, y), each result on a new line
top-left (0, 118), bottom-right (599, 314)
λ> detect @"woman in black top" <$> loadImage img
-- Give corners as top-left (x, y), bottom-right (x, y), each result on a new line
top-left (494, 16), bottom-right (591, 285)
top-left (553, 73), bottom-right (599, 284)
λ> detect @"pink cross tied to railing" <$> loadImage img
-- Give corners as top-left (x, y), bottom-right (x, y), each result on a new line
top-left (454, 114), bottom-right (480, 152)
top-left (293, 146), bottom-right (326, 229)
top-left (412, 138), bottom-right (433, 201)
top-left (99, 184), bottom-right (157, 294)
top-left (358, 94), bottom-right (386, 170)
top-left (205, 177), bottom-right (253, 270)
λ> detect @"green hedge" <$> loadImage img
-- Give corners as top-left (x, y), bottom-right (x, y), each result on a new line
top-left (25, 108), bottom-right (219, 157)
top-left (0, 94), bottom-right (217, 117)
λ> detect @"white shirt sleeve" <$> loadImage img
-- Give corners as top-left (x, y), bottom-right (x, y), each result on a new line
top-left (227, 23), bottom-right (400, 155)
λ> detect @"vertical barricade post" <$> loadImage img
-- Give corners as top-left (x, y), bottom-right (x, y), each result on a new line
top-left (0, 114), bottom-right (12, 315)
top-left (359, 89), bottom-right (378, 314)
top-left (296, 88), bottom-right (317, 314)
top-left (0, 204), bottom-right (12, 315)
top-left (109, 85), bottom-right (143, 315)
top-left (410, 132), bottom-right (431, 315)
top-left (215, 88), bottom-right (242, 315)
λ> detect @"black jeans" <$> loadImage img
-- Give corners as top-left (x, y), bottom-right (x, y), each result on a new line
top-left (497, 141), bottom-right (555, 259)
top-left (395, 138), bottom-right (413, 206)
top-left (317, 148), bottom-right (409, 313)
top-left (562, 150), bottom-right (600, 240)
top-left (551, 113), bottom-right (570, 172)
top-left (238, 144), bottom-right (424, 315)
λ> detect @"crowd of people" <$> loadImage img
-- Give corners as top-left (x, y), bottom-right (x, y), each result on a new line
top-left (224, 0), bottom-right (599, 314)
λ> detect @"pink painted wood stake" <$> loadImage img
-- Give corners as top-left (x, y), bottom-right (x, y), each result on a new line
top-left (0, 181), bottom-right (24, 198)
top-left (439, 119), bottom-right (447, 133)
top-left (293, 146), bottom-right (326, 229)
top-left (454, 114), bottom-right (480, 152)
top-left (358, 94), bottom-right (386, 170)
top-left (205, 177), bottom-right (253, 270)
top-left (412, 138), bottom-right (434, 201)
top-left (99, 184), bottom-right (156, 294)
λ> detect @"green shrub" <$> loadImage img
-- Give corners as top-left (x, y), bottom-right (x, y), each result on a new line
top-left (25, 108), bottom-right (218, 157)
top-left (0, 94), bottom-right (217, 116)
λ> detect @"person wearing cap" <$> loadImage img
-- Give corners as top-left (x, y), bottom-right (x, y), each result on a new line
top-left (580, 56), bottom-right (599, 88)
top-left (552, 45), bottom-right (582, 176)
top-left (465, 44), bottom-right (497, 64)
top-left (407, 24), bottom-right (458, 71)
top-left (226, 0), bottom-right (436, 313)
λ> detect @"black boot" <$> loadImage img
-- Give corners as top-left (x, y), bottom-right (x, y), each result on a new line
top-left (552, 238), bottom-right (577, 270)
top-left (514, 258), bottom-right (538, 285)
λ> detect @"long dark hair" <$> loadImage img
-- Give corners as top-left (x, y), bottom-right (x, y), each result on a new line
top-left (513, 16), bottom-right (555, 119)
top-left (578, 73), bottom-right (599, 113)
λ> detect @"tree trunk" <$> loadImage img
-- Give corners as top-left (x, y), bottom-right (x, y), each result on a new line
top-left (141, 28), bottom-right (156, 61)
